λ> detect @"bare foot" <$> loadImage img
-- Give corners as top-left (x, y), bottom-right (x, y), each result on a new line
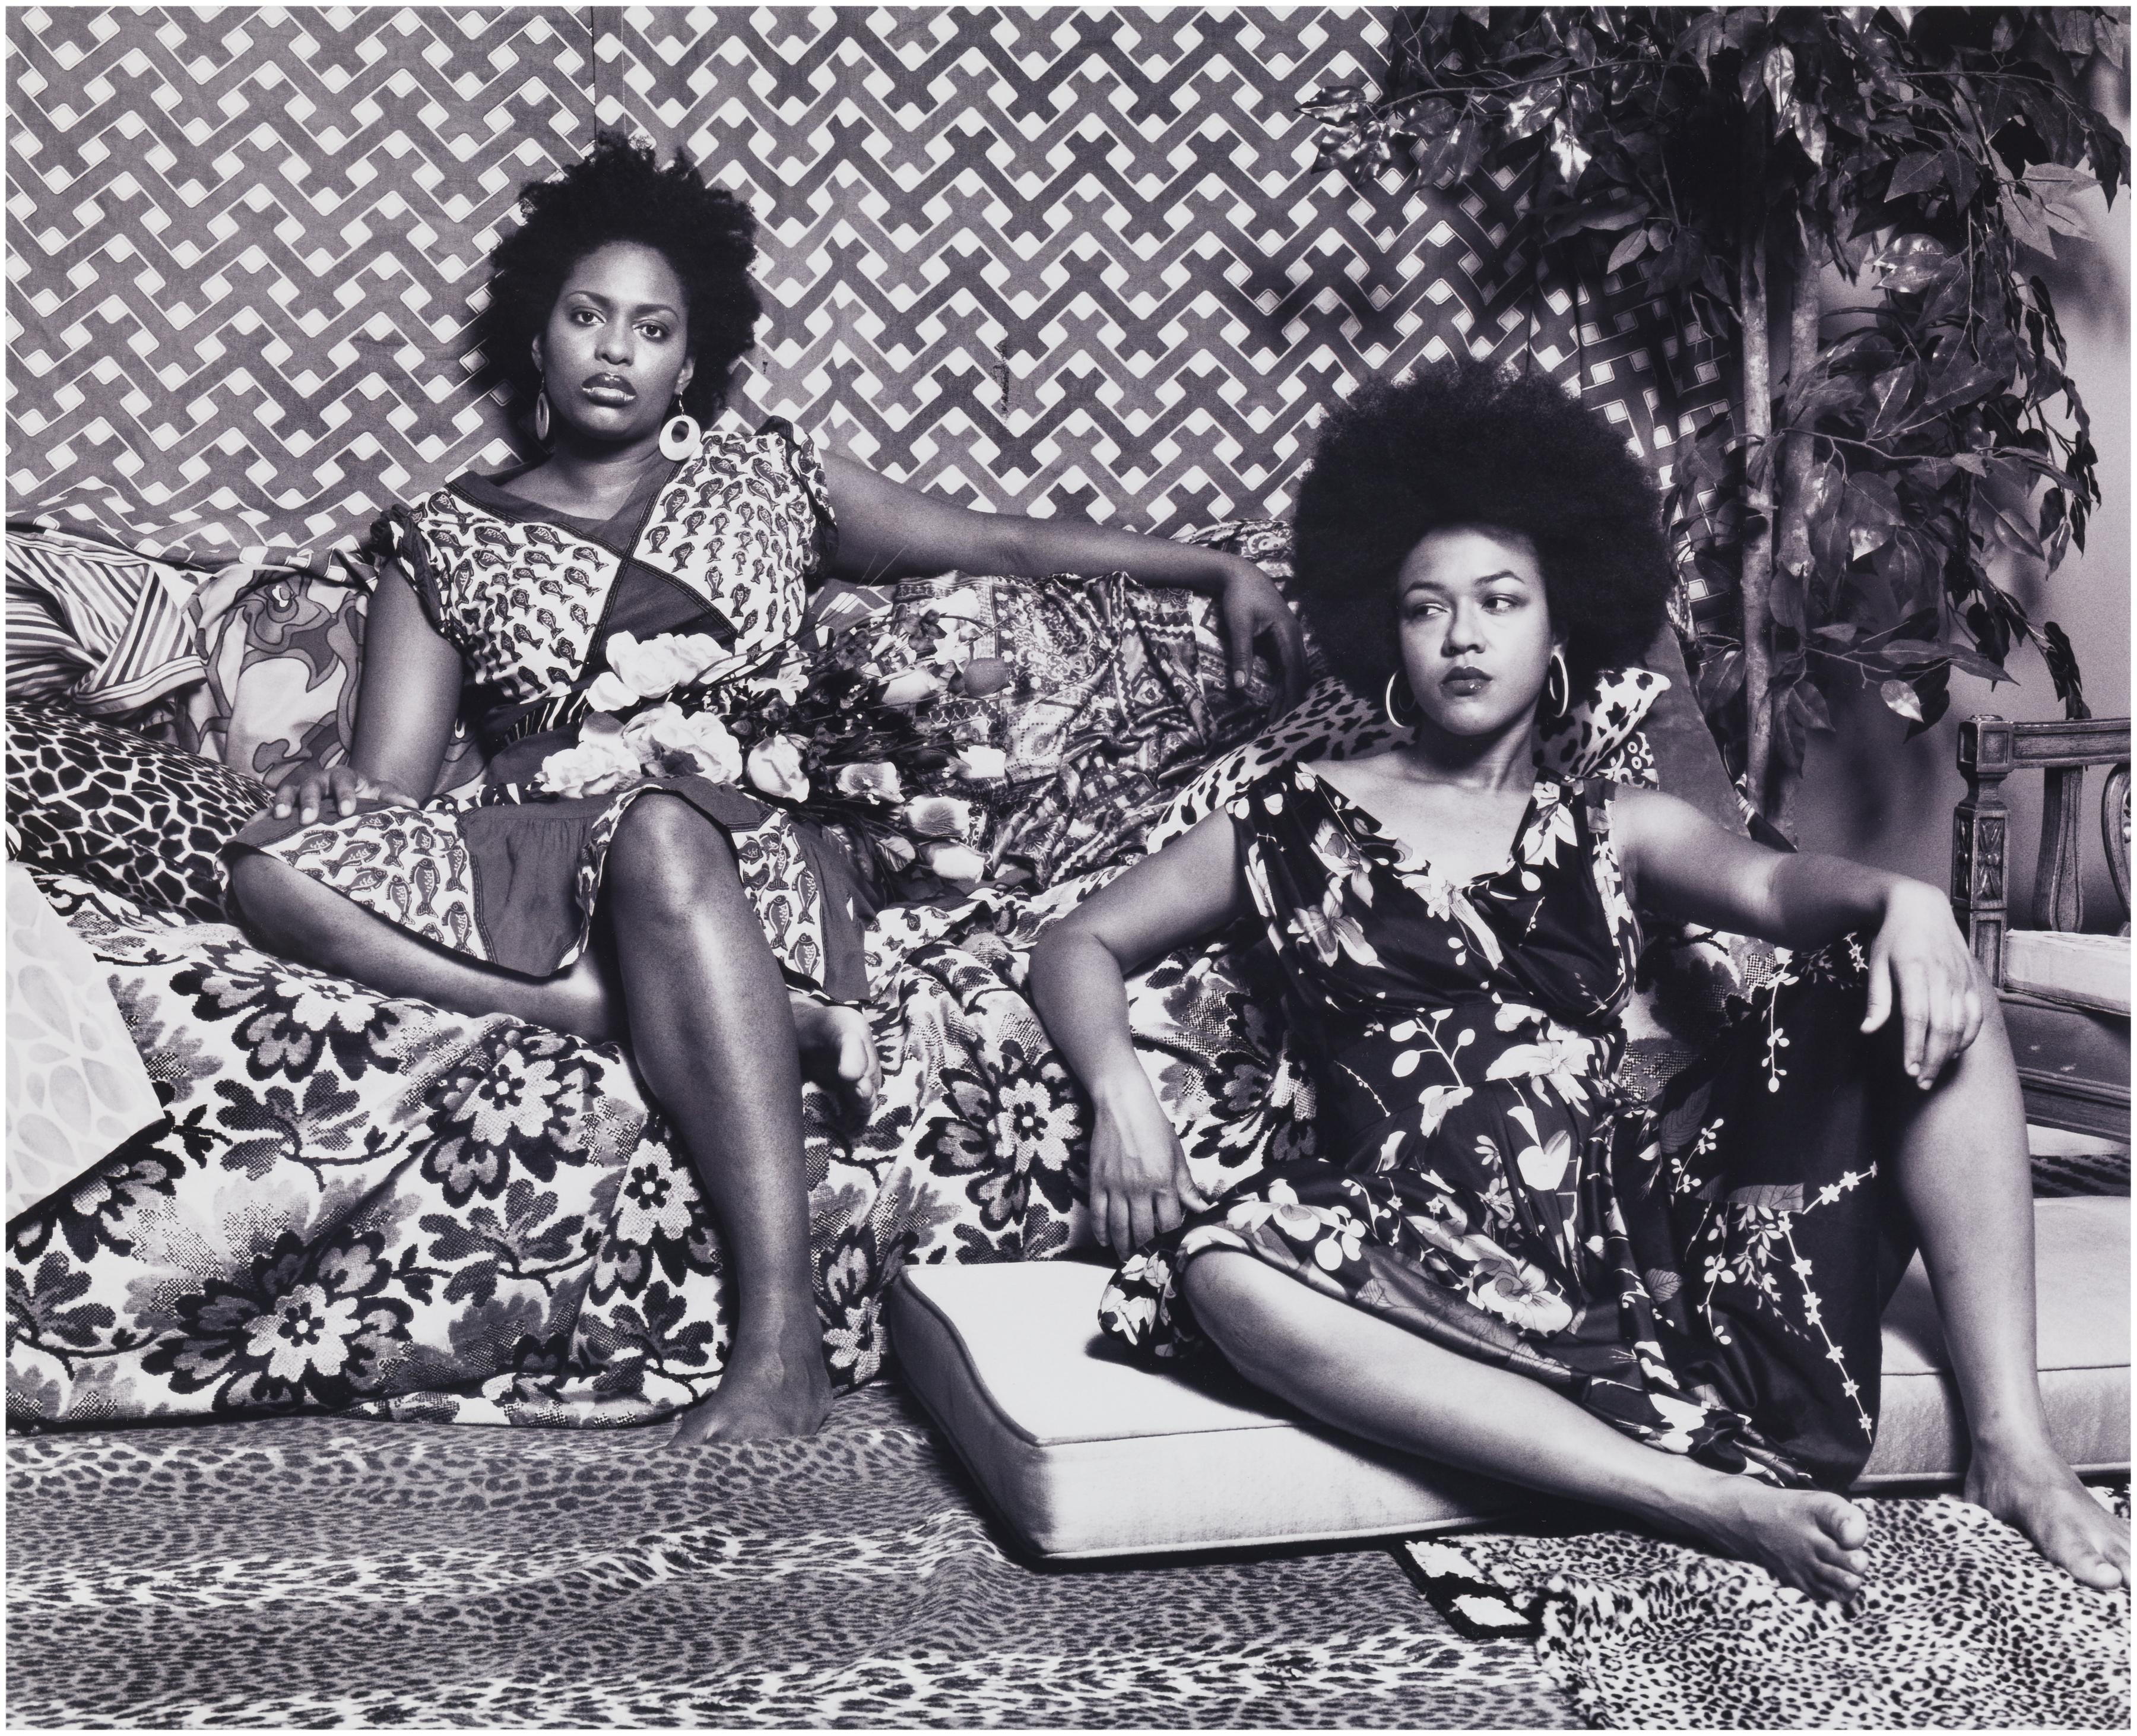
top-left (1966, 1442), bottom-right (2130, 1590)
top-left (670, 1330), bottom-right (833, 1444)
top-left (1675, 1475), bottom-right (1872, 1604)
top-left (791, 995), bottom-right (882, 1123)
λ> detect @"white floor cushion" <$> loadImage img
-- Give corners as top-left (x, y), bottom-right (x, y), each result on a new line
top-left (2003, 930), bottom-right (2132, 1016)
top-left (887, 1196), bottom-right (2129, 1560)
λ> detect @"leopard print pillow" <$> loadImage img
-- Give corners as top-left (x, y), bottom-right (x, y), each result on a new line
top-left (5, 703), bottom-right (265, 921)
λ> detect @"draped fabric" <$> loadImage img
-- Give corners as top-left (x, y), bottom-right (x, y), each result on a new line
top-left (4, 532), bottom-right (204, 717)
top-left (1101, 761), bottom-right (1913, 1490)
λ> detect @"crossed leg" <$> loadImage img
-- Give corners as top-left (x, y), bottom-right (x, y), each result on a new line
top-left (227, 793), bottom-right (882, 1440)
top-left (1180, 994), bottom-right (2127, 1597)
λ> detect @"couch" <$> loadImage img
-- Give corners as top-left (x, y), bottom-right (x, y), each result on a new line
top-left (7, 521), bottom-right (2127, 1545)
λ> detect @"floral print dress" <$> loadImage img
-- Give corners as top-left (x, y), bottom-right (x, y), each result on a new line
top-left (1100, 759), bottom-right (1916, 1491)
top-left (231, 420), bottom-right (873, 1002)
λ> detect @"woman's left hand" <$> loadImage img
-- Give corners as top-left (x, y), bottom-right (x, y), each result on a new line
top-left (1862, 881), bottom-right (1987, 1088)
top-left (1217, 559), bottom-right (1309, 709)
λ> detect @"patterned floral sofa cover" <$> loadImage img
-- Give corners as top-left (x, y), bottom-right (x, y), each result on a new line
top-left (5, 518), bottom-right (1732, 1432)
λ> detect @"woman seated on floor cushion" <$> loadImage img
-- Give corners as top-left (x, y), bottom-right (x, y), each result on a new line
top-left (1030, 362), bottom-right (2128, 1601)
top-left (224, 131), bottom-right (1306, 1445)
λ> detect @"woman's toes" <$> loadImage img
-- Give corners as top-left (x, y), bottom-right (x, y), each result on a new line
top-left (838, 1021), bottom-right (881, 1104)
top-left (1815, 1566), bottom-right (1863, 1606)
top-left (1813, 1494), bottom-right (1870, 1551)
top-left (2062, 1541), bottom-right (2125, 1590)
top-left (838, 1023), bottom-right (871, 1086)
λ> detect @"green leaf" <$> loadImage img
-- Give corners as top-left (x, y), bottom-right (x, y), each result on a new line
top-left (1762, 43), bottom-right (1796, 117)
top-left (2038, 620), bottom-right (2091, 720)
top-left (2000, 188), bottom-right (2059, 258)
top-left (1905, 668), bottom-right (1952, 740)
top-left (1942, 644), bottom-right (2015, 686)
top-left (1811, 622), bottom-right (1859, 644)
top-left (2043, 202), bottom-right (2092, 240)
top-left (2097, 13), bottom-right (2128, 69)
top-left (2038, 486), bottom-right (2068, 545)
top-left (1572, 197), bottom-right (1652, 233)
top-left (1879, 638), bottom-right (1946, 666)
top-left (1940, 148), bottom-right (1980, 208)
top-left (1886, 153), bottom-right (1945, 199)
top-left (1869, 232), bottom-right (1951, 292)
top-left (1789, 681), bottom-right (1834, 734)
top-left (1502, 87), bottom-right (1560, 143)
top-left (1879, 678), bottom-right (1924, 722)
top-left (2054, 9), bottom-right (2101, 59)
top-left (1916, 357), bottom-right (2008, 420)
top-left (1695, 645), bottom-right (1746, 710)
top-left (1606, 229), bottom-right (1650, 274)
top-left (2022, 163), bottom-right (2100, 198)
top-left (1867, 362), bottom-right (1921, 434)
top-left (1792, 102), bottom-right (1827, 167)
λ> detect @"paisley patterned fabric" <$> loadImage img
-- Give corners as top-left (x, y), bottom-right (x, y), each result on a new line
top-left (1100, 761), bottom-right (1911, 1491)
top-left (232, 420), bottom-right (867, 995)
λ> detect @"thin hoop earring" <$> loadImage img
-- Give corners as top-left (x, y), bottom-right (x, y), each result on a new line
top-left (1384, 670), bottom-right (1418, 729)
top-left (658, 397), bottom-right (702, 462)
top-left (532, 387), bottom-right (551, 445)
top-left (1546, 648), bottom-right (1570, 719)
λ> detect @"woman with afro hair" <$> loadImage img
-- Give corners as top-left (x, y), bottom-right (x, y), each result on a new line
top-left (226, 132), bottom-right (1307, 1443)
top-left (1033, 362), bottom-right (2126, 1598)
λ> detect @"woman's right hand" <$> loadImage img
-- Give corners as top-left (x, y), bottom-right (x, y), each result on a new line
top-left (269, 762), bottom-right (420, 826)
top-left (1089, 1076), bottom-right (1212, 1254)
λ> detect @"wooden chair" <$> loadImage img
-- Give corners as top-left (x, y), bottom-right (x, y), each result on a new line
top-left (1952, 715), bottom-right (2131, 1139)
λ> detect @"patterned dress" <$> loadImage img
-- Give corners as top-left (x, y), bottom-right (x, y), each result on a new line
top-left (232, 420), bottom-right (872, 1002)
top-left (1100, 759), bottom-right (1917, 1490)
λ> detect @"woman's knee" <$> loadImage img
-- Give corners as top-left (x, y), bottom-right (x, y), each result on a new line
top-left (225, 849), bottom-right (305, 943)
top-left (605, 794), bottom-right (743, 918)
top-left (1181, 1252), bottom-right (1305, 1383)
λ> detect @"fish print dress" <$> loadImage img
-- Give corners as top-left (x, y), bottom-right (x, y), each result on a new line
top-left (1099, 759), bottom-right (1917, 1490)
top-left (232, 420), bottom-right (873, 1003)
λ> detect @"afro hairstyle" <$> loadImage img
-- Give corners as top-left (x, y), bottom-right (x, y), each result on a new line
top-left (1289, 362), bottom-right (1675, 699)
top-left (479, 131), bottom-right (762, 428)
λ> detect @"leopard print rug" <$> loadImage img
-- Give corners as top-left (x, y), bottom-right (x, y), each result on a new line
top-left (1406, 1485), bottom-right (2131, 1728)
top-left (7, 1385), bottom-right (1568, 1729)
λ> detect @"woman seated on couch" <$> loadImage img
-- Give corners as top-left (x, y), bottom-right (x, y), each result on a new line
top-left (226, 131), bottom-right (1306, 1444)
top-left (1031, 362), bottom-right (2128, 1599)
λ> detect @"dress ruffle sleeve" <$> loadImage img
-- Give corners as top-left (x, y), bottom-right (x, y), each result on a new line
top-left (756, 418), bottom-right (839, 583)
top-left (364, 502), bottom-right (459, 651)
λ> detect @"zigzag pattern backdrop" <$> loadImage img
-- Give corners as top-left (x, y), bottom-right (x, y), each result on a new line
top-left (8, 6), bottom-right (1730, 575)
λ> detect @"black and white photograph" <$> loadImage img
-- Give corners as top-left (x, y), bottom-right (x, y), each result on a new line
top-left (4, 5), bottom-right (2130, 1727)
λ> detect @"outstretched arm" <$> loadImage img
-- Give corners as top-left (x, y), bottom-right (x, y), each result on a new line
top-left (820, 453), bottom-right (1308, 705)
top-left (269, 564), bottom-right (462, 825)
top-left (1030, 811), bottom-right (1252, 1250)
top-left (1612, 785), bottom-right (1987, 1089)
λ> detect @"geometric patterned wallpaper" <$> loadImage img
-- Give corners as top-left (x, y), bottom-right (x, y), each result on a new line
top-left (7, 6), bottom-right (1729, 575)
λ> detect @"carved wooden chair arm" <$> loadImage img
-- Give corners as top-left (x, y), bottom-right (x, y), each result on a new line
top-left (1951, 715), bottom-right (2133, 983)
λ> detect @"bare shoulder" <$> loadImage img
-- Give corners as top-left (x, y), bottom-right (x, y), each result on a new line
top-left (1296, 751), bottom-right (1406, 799)
top-left (1600, 783), bottom-right (1705, 842)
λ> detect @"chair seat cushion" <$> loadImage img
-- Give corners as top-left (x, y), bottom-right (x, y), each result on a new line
top-left (2003, 930), bottom-right (2132, 1016)
top-left (886, 1198), bottom-right (2129, 1560)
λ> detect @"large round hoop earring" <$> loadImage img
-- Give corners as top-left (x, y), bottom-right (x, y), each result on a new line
top-left (1384, 670), bottom-right (1419, 730)
top-left (658, 399), bottom-right (702, 462)
top-left (1546, 648), bottom-right (1571, 719)
top-left (532, 387), bottom-right (551, 446)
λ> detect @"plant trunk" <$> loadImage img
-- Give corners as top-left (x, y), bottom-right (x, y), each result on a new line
top-left (1737, 128), bottom-right (1775, 818)
top-left (1768, 251), bottom-right (1824, 840)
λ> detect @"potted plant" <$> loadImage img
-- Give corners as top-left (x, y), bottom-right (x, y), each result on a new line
top-left (1306, 6), bottom-right (2127, 830)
